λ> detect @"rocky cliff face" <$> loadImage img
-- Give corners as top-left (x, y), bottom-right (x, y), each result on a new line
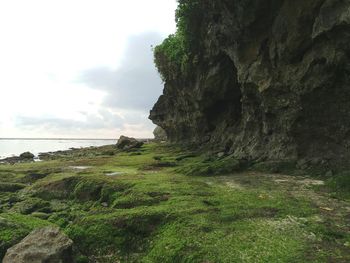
top-left (150, 0), bottom-right (350, 166)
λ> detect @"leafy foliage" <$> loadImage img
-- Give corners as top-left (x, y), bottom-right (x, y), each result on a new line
top-left (154, 0), bottom-right (202, 80)
top-left (153, 33), bottom-right (188, 81)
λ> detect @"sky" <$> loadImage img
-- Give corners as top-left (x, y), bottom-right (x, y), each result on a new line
top-left (0, 0), bottom-right (177, 139)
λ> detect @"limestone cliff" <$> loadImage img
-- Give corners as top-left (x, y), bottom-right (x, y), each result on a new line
top-left (150, 0), bottom-right (350, 166)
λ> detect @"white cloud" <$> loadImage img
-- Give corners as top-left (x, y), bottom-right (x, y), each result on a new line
top-left (0, 0), bottom-right (176, 138)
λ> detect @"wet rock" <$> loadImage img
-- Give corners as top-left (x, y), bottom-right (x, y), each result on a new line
top-left (3, 226), bottom-right (74, 263)
top-left (116, 135), bottom-right (143, 150)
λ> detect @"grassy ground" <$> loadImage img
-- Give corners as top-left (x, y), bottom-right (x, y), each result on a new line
top-left (0, 143), bottom-right (349, 262)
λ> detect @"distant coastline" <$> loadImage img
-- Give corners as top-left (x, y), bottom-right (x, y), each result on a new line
top-left (0, 138), bottom-right (116, 140)
top-left (0, 138), bottom-right (118, 159)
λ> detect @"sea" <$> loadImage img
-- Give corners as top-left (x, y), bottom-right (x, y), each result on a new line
top-left (0, 139), bottom-right (116, 159)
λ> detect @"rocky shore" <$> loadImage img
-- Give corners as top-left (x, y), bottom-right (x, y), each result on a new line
top-left (0, 152), bottom-right (35, 164)
top-left (0, 141), bottom-right (349, 262)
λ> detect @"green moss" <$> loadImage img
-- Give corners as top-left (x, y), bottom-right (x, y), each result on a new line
top-left (144, 218), bottom-right (307, 263)
top-left (0, 182), bottom-right (26, 192)
top-left (73, 179), bottom-right (103, 202)
top-left (0, 143), bottom-right (349, 262)
top-left (0, 213), bottom-right (52, 259)
top-left (322, 171), bottom-right (350, 200)
top-left (33, 175), bottom-right (80, 200)
top-left (65, 209), bottom-right (168, 260)
top-left (251, 160), bottom-right (297, 174)
top-left (177, 155), bottom-right (241, 176)
top-left (11, 197), bottom-right (51, 215)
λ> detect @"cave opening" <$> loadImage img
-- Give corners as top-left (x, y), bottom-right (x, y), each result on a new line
top-left (203, 55), bottom-right (242, 133)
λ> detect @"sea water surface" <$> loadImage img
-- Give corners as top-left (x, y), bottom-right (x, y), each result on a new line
top-left (0, 139), bottom-right (116, 159)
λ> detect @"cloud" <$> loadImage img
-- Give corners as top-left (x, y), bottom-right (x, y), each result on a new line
top-left (8, 32), bottom-right (168, 138)
top-left (16, 109), bottom-right (125, 131)
top-left (79, 32), bottom-right (164, 111)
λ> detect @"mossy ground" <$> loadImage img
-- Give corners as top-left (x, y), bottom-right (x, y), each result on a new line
top-left (0, 143), bottom-right (349, 262)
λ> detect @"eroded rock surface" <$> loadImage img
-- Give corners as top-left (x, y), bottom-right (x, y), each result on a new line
top-left (150, 0), bottom-right (350, 167)
top-left (3, 226), bottom-right (74, 263)
top-left (153, 126), bottom-right (167, 141)
top-left (116, 135), bottom-right (144, 150)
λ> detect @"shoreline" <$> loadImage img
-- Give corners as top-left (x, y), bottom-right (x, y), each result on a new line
top-left (0, 142), bottom-right (348, 261)
top-left (0, 138), bottom-right (152, 163)
top-left (0, 139), bottom-right (119, 160)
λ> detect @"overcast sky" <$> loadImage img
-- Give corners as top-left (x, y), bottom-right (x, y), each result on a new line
top-left (0, 0), bottom-right (177, 138)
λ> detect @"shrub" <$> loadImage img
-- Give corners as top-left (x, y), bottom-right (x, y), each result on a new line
top-left (153, 0), bottom-right (202, 81)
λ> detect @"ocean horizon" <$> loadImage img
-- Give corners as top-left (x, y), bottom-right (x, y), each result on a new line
top-left (0, 138), bottom-right (117, 159)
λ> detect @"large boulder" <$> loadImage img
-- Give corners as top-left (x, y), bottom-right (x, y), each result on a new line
top-left (0, 152), bottom-right (35, 164)
top-left (153, 126), bottom-right (167, 141)
top-left (19, 152), bottom-right (34, 159)
top-left (116, 135), bottom-right (143, 150)
top-left (3, 226), bottom-right (74, 263)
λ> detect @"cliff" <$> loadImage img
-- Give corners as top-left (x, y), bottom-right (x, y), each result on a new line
top-left (150, 0), bottom-right (350, 166)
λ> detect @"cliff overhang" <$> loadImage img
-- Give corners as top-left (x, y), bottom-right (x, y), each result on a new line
top-left (150, 0), bottom-right (350, 168)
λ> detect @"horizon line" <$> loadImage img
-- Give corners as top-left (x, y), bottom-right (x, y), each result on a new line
top-left (0, 137), bottom-right (152, 140)
top-left (0, 138), bottom-right (117, 140)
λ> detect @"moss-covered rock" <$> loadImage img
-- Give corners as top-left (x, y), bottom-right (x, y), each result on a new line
top-left (177, 155), bottom-right (241, 176)
top-left (0, 183), bottom-right (26, 192)
top-left (11, 198), bottom-right (51, 215)
top-left (0, 213), bottom-right (51, 260)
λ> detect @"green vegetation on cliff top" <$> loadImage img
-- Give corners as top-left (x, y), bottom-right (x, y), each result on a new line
top-left (0, 143), bottom-right (349, 262)
top-left (154, 0), bottom-right (201, 80)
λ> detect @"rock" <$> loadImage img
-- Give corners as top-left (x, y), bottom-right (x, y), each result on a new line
top-left (116, 135), bottom-right (143, 150)
top-left (153, 126), bottom-right (167, 141)
top-left (0, 152), bottom-right (34, 164)
top-left (0, 182), bottom-right (26, 192)
top-left (12, 198), bottom-right (51, 215)
top-left (19, 152), bottom-right (34, 159)
top-left (3, 226), bottom-right (74, 263)
top-left (325, 170), bottom-right (333, 177)
top-left (31, 212), bottom-right (50, 220)
top-left (217, 152), bottom-right (225, 158)
top-left (296, 159), bottom-right (309, 170)
top-left (150, 0), bottom-right (350, 167)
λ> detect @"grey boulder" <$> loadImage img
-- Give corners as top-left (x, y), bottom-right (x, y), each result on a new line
top-left (19, 152), bottom-right (35, 159)
top-left (153, 126), bottom-right (167, 141)
top-left (3, 226), bottom-right (74, 263)
top-left (116, 135), bottom-right (143, 150)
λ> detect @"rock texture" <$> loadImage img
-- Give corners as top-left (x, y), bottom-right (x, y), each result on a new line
top-left (116, 135), bottom-right (144, 150)
top-left (3, 226), bottom-right (74, 263)
top-left (0, 151), bottom-right (35, 164)
top-left (150, 0), bottom-right (350, 166)
top-left (153, 126), bottom-right (167, 141)
top-left (19, 152), bottom-right (35, 159)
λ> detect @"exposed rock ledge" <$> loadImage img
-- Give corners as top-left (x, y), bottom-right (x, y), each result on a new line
top-left (150, 0), bottom-right (350, 167)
